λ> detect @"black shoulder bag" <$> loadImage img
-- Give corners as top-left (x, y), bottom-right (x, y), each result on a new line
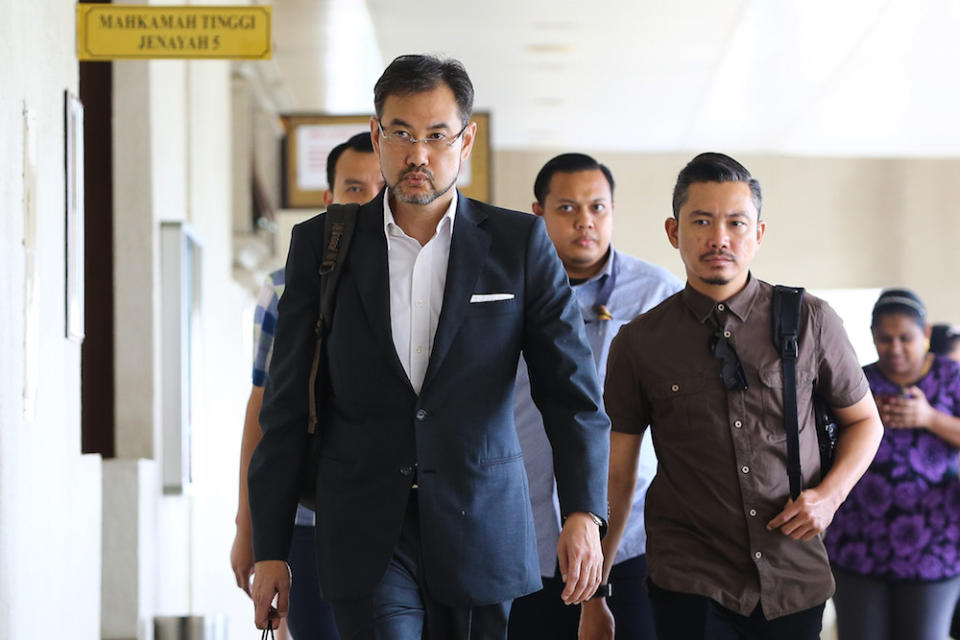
top-left (772, 285), bottom-right (838, 500)
top-left (298, 203), bottom-right (359, 510)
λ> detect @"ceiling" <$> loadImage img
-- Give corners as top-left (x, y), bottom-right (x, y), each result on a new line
top-left (269, 0), bottom-right (960, 156)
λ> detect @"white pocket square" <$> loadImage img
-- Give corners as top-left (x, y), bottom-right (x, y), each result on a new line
top-left (470, 293), bottom-right (515, 303)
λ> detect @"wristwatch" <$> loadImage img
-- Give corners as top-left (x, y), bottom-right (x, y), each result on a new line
top-left (586, 511), bottom-right (608, 539)
top-left (585, 512), bottom-right (604, 527)
top-left (591, 583), bottom-right (613, 599)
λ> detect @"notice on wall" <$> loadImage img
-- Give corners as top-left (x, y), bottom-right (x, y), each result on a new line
top-left (76, 4), bottom-right (272, 60)
top-left (295, 124), bottom-right (367, 192)
top-left (22, 106), bottom-right (38, 422)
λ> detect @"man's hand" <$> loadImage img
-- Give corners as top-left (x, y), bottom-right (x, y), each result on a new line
top-left (579, 597), bottom-right (615, 639)
top-left (766, 488), bottom-right (840, 541)
top-left (251, 560), bottom-right (290, 630)
top-left (557, 512), bottom-right (602, 605)
top-left (230, 525), bottom-right (255, 596)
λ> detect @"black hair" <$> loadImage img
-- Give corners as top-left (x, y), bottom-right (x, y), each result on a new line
top-left (672, 152), bottom-right (762, 219)
top-left (930, 324), bottom-right (960, 355)
top-left (326, 132), bottom-right (375, 189)
top-left (373, 54), bottom-right (474, 127)
top-left (533, 153), bottom-right (615, 204)
top-left (871, 288), bottom-right (927, 329)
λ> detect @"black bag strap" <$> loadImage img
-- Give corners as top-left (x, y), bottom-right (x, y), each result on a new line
top-left (261, 620), bottom-right (276, 640)
top-left (772, 285), bottom-right (805, 500)
top-left (307, 203), bottom-right (360, 434)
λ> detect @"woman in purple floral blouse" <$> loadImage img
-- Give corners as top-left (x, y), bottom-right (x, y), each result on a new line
top-left (826, 289), bottom-right (960, 640)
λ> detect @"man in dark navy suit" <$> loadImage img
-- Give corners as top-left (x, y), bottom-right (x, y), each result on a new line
top-left (248, 54), bottom-right (610, 639)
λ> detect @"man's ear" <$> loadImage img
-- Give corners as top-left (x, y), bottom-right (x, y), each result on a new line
top-left (369, 116), bottom-right (381, 157)
top-left (532, 201), bottom-right (544, 217)
top-left (459, 121), bottom-right (478, 163)
top-left (322, 190), bottom-right (334, 207)
top-left (665, 216), bottom-right (680, 249)
top-left (755, 219), bottom-right (767, 246)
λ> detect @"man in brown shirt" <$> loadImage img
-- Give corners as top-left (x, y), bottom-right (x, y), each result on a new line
top-left (584, 152), bottom-right (883, 639)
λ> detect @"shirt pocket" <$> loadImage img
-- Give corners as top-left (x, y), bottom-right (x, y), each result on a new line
top-left (757, 365), bottom-right (816, 443)
top-left (647, 375), bottom-right (714, 443)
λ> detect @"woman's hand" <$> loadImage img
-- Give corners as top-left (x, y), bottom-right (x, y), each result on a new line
top-left (877, 386), bottom-right (935, 429)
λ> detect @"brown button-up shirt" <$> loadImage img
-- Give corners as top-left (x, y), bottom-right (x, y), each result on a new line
top-left (605, 275), bottom-right (869, 618)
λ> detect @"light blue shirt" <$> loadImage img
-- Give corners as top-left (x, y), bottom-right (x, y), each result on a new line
top-left (515, 248), bottom-right (682, 577)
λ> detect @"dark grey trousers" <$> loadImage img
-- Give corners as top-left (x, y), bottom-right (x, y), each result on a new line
top-left (833, 568), bottom-right (960, 640)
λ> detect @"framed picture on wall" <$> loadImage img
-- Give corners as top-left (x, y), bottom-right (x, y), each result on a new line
top-left (282, 112), bottom-right (491, 208)
top-left (160, 222), bottom-right (203, 494)
top-left (64, 91), bottom-right (85, 342)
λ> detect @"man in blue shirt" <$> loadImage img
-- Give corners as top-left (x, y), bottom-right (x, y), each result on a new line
top-left (509, 153), bottom-right (682, 640)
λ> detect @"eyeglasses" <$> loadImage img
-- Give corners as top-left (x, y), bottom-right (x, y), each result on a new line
top-left (710, 331), bottom-right (749, 392)
top-left (377, 120), bottom-right (468, 150)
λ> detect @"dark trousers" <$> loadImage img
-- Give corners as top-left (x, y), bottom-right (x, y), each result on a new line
top-left (331, 493), bottom-right (511, 640)
top-left (288, 524), bottom-right (341, 639)
top-left (508, 554), bottom-right (656, 639)
top-left (953, 599), bottom-right (960, 640)
top-left (833, 568), bottom-right (960, 640)
top-left (647, 579), bottom-right (824, 640)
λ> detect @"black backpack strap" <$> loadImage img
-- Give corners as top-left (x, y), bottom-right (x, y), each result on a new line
top-left (772, 285), bottom-right (805, 500)
top-left (318, 203), bottom-right (359, 328)
top-left (307, 203), bottom-right (360, 434)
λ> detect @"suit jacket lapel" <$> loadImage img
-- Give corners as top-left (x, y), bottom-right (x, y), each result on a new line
top-left (348, 194), bottom-right (413, 391)
top-left (422, 195), bottom-right (491, 393)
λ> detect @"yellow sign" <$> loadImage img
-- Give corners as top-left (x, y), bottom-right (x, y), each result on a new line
top-left (76, 4), bottom-right (272, 60)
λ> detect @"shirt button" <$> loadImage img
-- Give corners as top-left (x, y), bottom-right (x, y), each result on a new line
top-left (717, 304), bottom-right (725, 311)
top-left (749, 509), bottom-right (757, 517)
top-left (671, 384), bottom-right (679, 392)
top-left (741, 465), bottom-right (750, 474)
top-left (416, 299), bottom-right (425, 307)
top-left (416, 346), bottom-right (424, 354)
top-left (734, 420), bottom-right (743, 428)
top-left (416, 409), bottom-right (428, 421)
top-left (755, 551), bottom-right (762, 559)
top-left (723, 330), bottom-right (731, 338)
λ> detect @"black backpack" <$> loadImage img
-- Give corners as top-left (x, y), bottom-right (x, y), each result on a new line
top-left (771, 286), bottom-right (838, 500)
top-left (298, 203), bottom-right (359, 510)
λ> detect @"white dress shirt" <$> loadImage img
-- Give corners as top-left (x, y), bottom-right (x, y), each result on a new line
top-left (383, 189), bottom-right (457, 394)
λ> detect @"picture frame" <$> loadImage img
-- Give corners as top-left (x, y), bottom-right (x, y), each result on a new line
top-left (160, 222), bottom-right (203, 494)
top-left (282, 112), bottom-right (492, 208)
top-left (64, 91), bottom-right (85, 342)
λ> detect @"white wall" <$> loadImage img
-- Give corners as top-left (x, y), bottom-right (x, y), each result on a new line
top-left (108, 50), bottom-right (256, 640)
top-left (183, 57), bottom-right (258, 637)
top-left (0, 1), bottom-right (103, 638)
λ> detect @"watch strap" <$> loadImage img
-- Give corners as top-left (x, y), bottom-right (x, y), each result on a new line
top-left (591, 583), bottom-right (613, 599)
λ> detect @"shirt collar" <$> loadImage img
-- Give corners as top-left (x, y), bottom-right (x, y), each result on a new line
top-left (572, 247), bottom-right (615, 287)
top-left (681, 272), bottom-right (760, 323)
top-left (382, 188), bottom-right (458, 244)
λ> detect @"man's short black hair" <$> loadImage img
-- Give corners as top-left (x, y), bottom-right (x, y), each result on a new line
top-left (533, 153), bottom-right (615, 205)
top-left (931, 324), bottom-right (960, 356)
top-left (326, 132), bottom-right (375, 189)
top-left (672, 152), bottom-right (762, 219)
top-left (373, 54), bottom-right (474, 127)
